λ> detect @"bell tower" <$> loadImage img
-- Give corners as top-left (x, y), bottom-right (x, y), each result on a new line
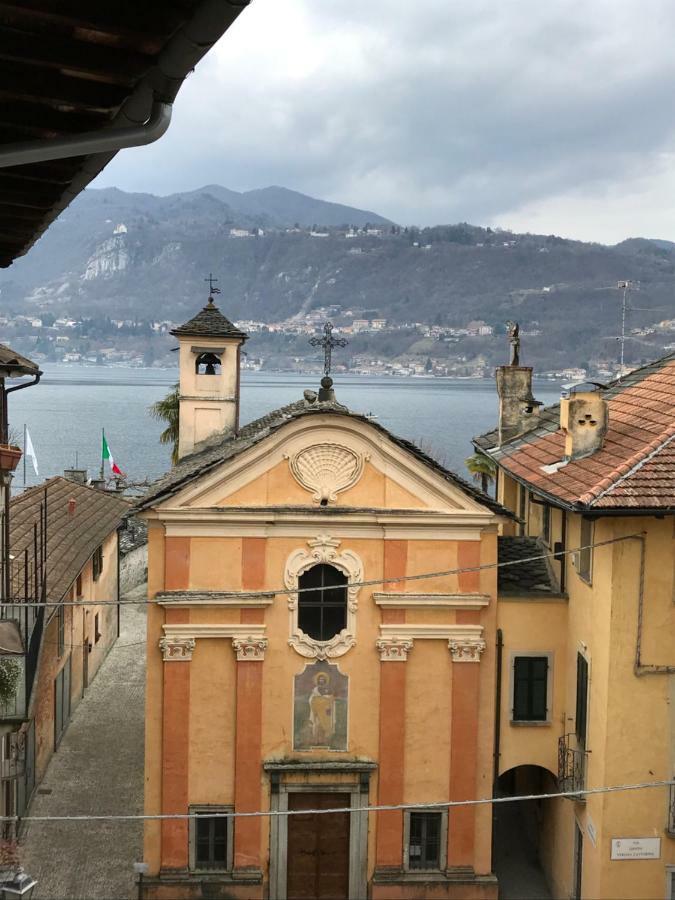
top-left (171, 287), bottom-right (248, 460)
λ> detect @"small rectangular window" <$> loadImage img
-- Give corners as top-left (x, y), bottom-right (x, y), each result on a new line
top-left (92, 545), bottom-right (103, 582)
top-left (513, 656), bottom-right (548, 721)
top-left (405, 810), bottom-right (445, 871)
top-left (189, 806), bottom-right (233, 872)
top-left (76, 573), bottom-right (83, 598)
top-left (94, 614), bottom-right (101, 644)
top-left (577, 517), bottom-right (593, 583)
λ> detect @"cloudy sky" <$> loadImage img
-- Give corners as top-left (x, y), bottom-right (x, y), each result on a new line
top-left (95, 0), bottom-right (675, 244)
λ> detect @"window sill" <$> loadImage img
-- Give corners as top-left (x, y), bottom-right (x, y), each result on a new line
top-left (510, 720), bottom-right (551, 727)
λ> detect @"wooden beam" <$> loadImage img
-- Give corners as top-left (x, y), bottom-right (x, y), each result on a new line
top-left (0, 101), bottom-right (108, 136)
top-left (0, 27), bottom-right (153, 85)
top-left (0, 61), bottom-right (126, 112)
top-left (0, 2), bottom-right (185, 47)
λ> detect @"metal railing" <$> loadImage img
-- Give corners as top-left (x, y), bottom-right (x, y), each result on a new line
top-left (558, 733), bottom-right (587, 796)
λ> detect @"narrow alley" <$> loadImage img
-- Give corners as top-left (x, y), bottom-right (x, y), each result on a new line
top-left (21, 585), bottom-right (146, 900)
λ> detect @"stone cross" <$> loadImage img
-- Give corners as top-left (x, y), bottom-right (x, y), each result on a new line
top-left (309, 322), bottom-right (348, 375)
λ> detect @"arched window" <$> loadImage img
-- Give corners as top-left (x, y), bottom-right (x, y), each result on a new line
top-left (195, 352), bottom-right (221, 375)
top-left (298, 564), bottom-right (348, 641)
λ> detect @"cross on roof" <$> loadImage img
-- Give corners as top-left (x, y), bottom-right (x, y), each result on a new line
top-left (204, 273), bottom-right (221, 296)
top-left (309, 322), bottom-right (348, 375)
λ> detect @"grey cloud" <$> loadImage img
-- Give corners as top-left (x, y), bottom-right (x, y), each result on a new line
top-left (95, 0), bottom-right (675, 239)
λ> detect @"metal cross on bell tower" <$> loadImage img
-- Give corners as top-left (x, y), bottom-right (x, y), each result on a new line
top-left (204, 273), bottom-right (221, 303)
top-left (309, 322), bottom-right (348, 402)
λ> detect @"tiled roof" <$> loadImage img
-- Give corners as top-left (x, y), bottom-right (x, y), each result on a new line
top-left (474, 354), bottom-right (675, 511)
top-left (10, 477), bottom-right (129, 602)
top-left (136, 394), bottom-right (513, 518)
top-left (0, 344), bottom-right (41, 377)
top-left (170, 299), bottom-right (247, 340)
top-left (497, 536), bottom-right (560, 595)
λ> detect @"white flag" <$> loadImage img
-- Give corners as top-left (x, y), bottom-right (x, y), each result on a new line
top-left (25, 428), bottom-right (38, 477)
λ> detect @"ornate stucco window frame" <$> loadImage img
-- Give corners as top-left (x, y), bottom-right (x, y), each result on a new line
top-left (284, 535), bottom-right (362, 659)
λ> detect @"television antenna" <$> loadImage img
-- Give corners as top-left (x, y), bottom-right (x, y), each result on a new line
top-left (616, 280), bottom-right (639, 378)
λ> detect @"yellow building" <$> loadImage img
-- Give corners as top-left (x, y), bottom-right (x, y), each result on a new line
top-left (136, 295), bottom-right (513, 899)
top-left (474, 355), bottom-right (675, 900)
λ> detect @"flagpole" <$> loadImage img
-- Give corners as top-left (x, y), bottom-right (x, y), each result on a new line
top-left (23, 424), bottom-right (26, 487)
top-left (100, 427), bottom-right (104, 481)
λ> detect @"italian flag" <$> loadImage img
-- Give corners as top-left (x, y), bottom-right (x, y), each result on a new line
top-left (102, 431), bottom-right (124, 476)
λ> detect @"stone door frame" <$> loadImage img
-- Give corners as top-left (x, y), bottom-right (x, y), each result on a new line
top-left (266, 761), bottom-right (375, 900)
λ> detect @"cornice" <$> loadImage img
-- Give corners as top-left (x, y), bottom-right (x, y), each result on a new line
top-left (373, 592), bottom-right (490, 609)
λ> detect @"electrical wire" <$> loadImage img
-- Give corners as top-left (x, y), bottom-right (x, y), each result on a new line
top-left (1, 532), bottom-right (643, 608)
top-left (7, 778), bottom-right (673, 824)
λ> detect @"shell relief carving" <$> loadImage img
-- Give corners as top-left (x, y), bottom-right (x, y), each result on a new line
top-left (288, 443), bottom-right (366, 504)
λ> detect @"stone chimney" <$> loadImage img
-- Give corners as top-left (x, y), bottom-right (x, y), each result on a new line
top-left (495, 322), bottom-right (541, 444)
top-left (171, 294), bottom-right (248, 460)
top-left (560, 387), bottom-right (608, 460)
top-left (496, 366), bottom-right (541, 444)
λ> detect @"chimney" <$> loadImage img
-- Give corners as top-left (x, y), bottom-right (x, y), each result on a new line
top-left (496, 366), bottom-right (541, 444)
top-left (170, 293), bottom-right (248, 459)
top-left (64, 468), bottom-right (87, 485)
top-left (68, 498), bottom-right (76, 517)
top-left (495, 321), bottom-right (541, 444)
top-left (560, 387), bottom-right (608, 460)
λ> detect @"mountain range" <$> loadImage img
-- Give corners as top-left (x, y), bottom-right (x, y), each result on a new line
top-left (2, 184), bottom-right (675, 373)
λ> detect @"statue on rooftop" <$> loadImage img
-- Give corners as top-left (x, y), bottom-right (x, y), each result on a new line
top-left (506, 321), bottom-right (520, 366)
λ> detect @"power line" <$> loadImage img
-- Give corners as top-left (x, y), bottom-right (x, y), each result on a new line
top-left (7, 778), bottom-right (673, 824)
top-left (1, 532), bottom-right (642, 608)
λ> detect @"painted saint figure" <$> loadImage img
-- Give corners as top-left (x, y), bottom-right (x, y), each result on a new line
top-left (293, 660), bottom-right (348, 751)
top-left (308, 671), bottom-right (335, 745)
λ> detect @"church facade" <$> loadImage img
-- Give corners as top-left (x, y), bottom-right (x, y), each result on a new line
top-left (136, 296), bottom-right (509, 899)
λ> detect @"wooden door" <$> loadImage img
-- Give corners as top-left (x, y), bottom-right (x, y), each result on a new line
top-left (82, 638), bottom-right (89, 695)
top-left (287, 792), bottom-right (350, 900)
top-left (572, 821), bottom-right (583, 899)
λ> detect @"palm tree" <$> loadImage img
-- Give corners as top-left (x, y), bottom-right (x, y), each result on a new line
top-left (150, 383), bottom-right (180, 465)
top-left (465, 451), bottom-right (497, 494)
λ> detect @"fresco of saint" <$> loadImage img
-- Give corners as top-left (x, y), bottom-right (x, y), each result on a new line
top-left (293, 660), bottom-right (348, 751)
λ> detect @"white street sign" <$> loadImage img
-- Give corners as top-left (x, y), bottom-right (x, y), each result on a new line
top-left (610, 838), bottom-right (660, 860)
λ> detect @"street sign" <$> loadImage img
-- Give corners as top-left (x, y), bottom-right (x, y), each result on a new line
top-left (610, 838), bottom-right (660, 860)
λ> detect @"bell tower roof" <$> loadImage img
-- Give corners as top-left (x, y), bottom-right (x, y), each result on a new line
top-left (171, 297), bottom-right (248, 341)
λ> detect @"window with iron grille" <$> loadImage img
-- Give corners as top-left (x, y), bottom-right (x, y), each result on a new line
top-left (298, 564), bottom-right (348, 641)
top-left (405, 811), bottom-right (444, 871)
top-left (92, 545), bottom-right (103, 582)
top-left (513, 656), bottom-right (549, 721)
top-left (189, 806), bottom-right (233, 871)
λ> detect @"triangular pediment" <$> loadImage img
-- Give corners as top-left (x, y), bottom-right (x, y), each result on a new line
top-left (158, 414), bottom-right (497, 521)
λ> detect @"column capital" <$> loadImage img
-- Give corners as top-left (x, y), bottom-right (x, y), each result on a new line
top-left (159, 635), bottom-right (195, 661)
top-left (232, 636), bottom-right (268, 661)
top-left (376, 637), bottom-right (413, 661)
top-left (449, 638), bottom-right (486, 663)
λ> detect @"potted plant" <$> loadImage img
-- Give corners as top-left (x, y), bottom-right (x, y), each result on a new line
top-left (0, 445), bottom-right (21, 472)
top-left (0, 658), bottom-right (20, 707)
top-left (0, 840), bottom-right (20, 884)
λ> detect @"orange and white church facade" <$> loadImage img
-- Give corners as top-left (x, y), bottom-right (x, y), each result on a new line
top-left (136, 295), bottom-right (510, 899)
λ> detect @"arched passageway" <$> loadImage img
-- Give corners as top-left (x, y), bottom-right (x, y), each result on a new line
top-left (494, 765), bottom-right (555, 900)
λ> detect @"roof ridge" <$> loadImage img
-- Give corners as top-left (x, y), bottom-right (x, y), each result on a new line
top-left (579, 420), bottom-right (675, 506)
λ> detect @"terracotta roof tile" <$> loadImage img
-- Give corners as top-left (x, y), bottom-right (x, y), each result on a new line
top-left (10, 477), bottom-right (129, 601)
top-left (475, 354), bottom-right (675, 511)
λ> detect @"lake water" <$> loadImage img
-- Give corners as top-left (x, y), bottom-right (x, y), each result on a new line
top-left (6, 366), bottom-right (562, 491)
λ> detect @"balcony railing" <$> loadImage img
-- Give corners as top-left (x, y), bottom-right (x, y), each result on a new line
top-left (558, 733), bottom-right (587, 796)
